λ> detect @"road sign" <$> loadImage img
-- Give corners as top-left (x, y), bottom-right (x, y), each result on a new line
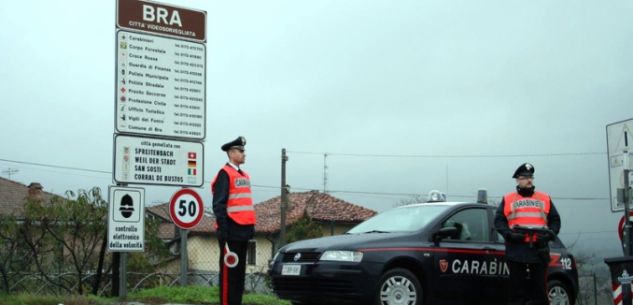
top-left (115, 30), bottom-right (206, 140)
top-left (113, 135), bottom-right (204, 186)
top-left (619, 212), bottom-right (633, 241)
top-left (169, 188), bottom-right (204, 229)
top-left (117, 0), bottom-right (206, 42)
top-left (607, 118), bottom-right (633, 212)
top-left (108, 186), bottom-right (145, 252)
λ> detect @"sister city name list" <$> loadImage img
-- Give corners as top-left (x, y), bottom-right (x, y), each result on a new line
top-left (115, 136), bottom-right (204, 186)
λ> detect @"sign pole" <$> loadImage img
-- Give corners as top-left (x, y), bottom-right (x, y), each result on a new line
top-left (120, 251), bottom-right (128, 297)
top-left (180, 227), bottom-right (188, 286)
top-left (113, 0), bottom-right (207, 296)
top-left (119, 183), bottom-right (128, 298)
top-left (623, 130), bottom-right (632, 256)
top-left (111, 252), bottom-right (119, 296)
top-left (625, 165), bottom-right (632, 256)
top-left (168, 188), bottom-right (203, 286)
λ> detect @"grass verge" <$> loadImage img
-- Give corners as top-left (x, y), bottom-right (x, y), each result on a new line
top-left (1, 286), bottom-right (290, 305)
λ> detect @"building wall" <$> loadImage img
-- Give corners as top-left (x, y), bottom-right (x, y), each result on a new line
top-left (319, 223), bottom-right (355, 236)
top-left (247, 237), bottom-right (274, 274)
top-left (175, 223), bottom-right (357, 273)
top-left (184, 234), bottom-right (274, 273)
top-left (188, 235), bottom-right (217, 271)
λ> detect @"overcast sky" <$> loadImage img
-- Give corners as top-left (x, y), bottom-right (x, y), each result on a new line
top-left (1, 0), bottom-right (633, 255)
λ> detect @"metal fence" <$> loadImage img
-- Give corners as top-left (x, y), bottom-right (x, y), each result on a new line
top-left (3, 271), bottom-right (272, 296)
top-left (576, 272), bottom-right (614, 305)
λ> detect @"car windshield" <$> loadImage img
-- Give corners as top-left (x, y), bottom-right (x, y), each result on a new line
top-left (347, 204), bottom-right (450, 234)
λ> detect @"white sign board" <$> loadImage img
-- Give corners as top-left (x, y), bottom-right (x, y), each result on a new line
top-left (115, 30), bottom-right (206, 140)
top-left (108, 186), bottom-right (145, 252)
top-left (607, 118), bottom-right (633, 212)
top-left (113, 135), bottom-right (204, 186)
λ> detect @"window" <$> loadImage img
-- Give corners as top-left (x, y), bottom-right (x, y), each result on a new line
top-left (348, 205), bottom-right (450, 233)
top-left (247, 240), bottom-right (256, 265)
top-left (441, 208), bottom-right (489, 242)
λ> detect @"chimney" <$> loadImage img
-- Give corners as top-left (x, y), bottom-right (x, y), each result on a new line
top-left (27, 182), bottom-right (44, 202)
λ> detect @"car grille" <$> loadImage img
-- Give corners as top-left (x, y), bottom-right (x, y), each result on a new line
top-left (282, 251), bottom-right (321, 263)
top-left (272, 277), bottom-right (355, 294)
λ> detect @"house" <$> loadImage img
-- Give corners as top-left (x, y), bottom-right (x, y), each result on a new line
top-left (150, 190), bottom-right (377, 274)
top-left (0, 177), bottom-right (57, 217)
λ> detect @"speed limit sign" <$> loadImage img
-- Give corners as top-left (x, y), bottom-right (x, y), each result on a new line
top-left (169, 188), bottom-right (204, 229)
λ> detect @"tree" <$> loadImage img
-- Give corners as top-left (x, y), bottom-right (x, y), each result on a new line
top-left (0, 214), bottom-right (30, 293)
top-left (285, 212), bottom-right (323, 244)
top-left (7, 187), bottom-right (171, 296)
top-left (17, 188), bottom-right (107, 294)
top-left (393, 194), bottom-right (427, 207)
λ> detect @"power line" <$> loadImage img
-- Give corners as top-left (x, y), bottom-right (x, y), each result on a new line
top-left (1, 168), bottom-right (19, 179)
top-left (287, 150), bottom-right (606, 159)
top-left (0, 158), bottom-right (110, 174)
top-left (0, 157), bottom-right (611, 201)
top-left (251, 184), bottom-right (608, 201)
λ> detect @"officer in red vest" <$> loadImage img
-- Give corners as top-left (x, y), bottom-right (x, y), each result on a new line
top-left (212, 136), bottom-right (256, 305)
top-left (494, 163), bottom-right (561, 305)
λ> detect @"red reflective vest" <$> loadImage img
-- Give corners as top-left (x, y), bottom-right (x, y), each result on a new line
top-left (503, 191), bottom-right (551, 242)
top-left (212, 165), bottom-right (256, 226)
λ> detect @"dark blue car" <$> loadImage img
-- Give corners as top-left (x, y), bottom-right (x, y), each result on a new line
top-left (269, 202), bottom-right (578, 305)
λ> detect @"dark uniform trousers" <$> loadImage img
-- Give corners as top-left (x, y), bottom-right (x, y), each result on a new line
top-left (218, 239), bottom-right (248, 305)
top-left (507, 260), bottom-right (549, 305)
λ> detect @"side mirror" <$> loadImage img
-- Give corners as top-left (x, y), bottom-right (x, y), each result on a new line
top-left (433, 227), bottom-right (459, 244)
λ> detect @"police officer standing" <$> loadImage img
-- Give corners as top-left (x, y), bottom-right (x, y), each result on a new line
top-left (494, 163), bottom-right (561, 305)
top-left (212, 136), bottom-right (256, 305)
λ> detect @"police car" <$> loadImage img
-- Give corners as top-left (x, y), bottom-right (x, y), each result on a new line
top-left (269, 195), bottom-right (578, 305)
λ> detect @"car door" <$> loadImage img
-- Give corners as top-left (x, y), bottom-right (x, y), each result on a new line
top-left (481, 207), bottom-right (510, 305)
top-left (433, 207), bottom-right (500, 305)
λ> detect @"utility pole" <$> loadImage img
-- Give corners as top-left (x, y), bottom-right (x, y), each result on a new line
top-left (323, 153), bottom-right (328, 193)
top-left (279, 149), bottom-right (289, 248)
top-left (2, 168), bottom-right (18, 179)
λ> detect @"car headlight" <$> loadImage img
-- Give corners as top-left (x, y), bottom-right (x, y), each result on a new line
top-left (319, 250), bottom-right (363, 262)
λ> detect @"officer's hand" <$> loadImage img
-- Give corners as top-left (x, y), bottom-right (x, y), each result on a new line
top-left (505, 232), bottom-right (525, 242)
top-left (537, 232), bottom-right (553, 244)
top-left (216, 229), bottom-right (228, 241)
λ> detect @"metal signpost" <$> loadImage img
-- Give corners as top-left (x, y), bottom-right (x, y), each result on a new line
top-left (607, 118), bottom-right (633, 254)
top-left (608, 118), bottom-right (633, 211)
top-left (606, 118), bottom-right (633, 305)
top-left (110, 0), bottom-right (207, 297)
top-left (169, 188), bottom-right (204, 286)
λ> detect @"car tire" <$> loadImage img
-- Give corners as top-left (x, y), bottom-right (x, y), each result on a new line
top-left (375, 268), bottom-right (423, 305)
top-left (548, 279), bottom-right (573, 305)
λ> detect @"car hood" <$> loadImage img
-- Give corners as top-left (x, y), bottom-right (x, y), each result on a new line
top-left (281, 232), bottom-right (414, 252)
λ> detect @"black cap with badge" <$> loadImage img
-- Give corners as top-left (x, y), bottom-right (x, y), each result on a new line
top-left (512, 162), bottom-right (535, 178)
top-left (221, 136), bottom-right (246, 152)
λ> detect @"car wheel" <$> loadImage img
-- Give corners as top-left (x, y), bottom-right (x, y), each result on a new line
top-left (376, 268), bottom-right (422, 305)
top-left (548, 279), bottom-right (572, 305)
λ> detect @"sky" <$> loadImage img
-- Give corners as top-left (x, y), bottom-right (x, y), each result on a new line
top-left (1, 0), bottom-right (633, 256)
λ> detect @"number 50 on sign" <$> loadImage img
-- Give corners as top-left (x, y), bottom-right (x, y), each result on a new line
top-left (169, 188), bottom-right (204, 229)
